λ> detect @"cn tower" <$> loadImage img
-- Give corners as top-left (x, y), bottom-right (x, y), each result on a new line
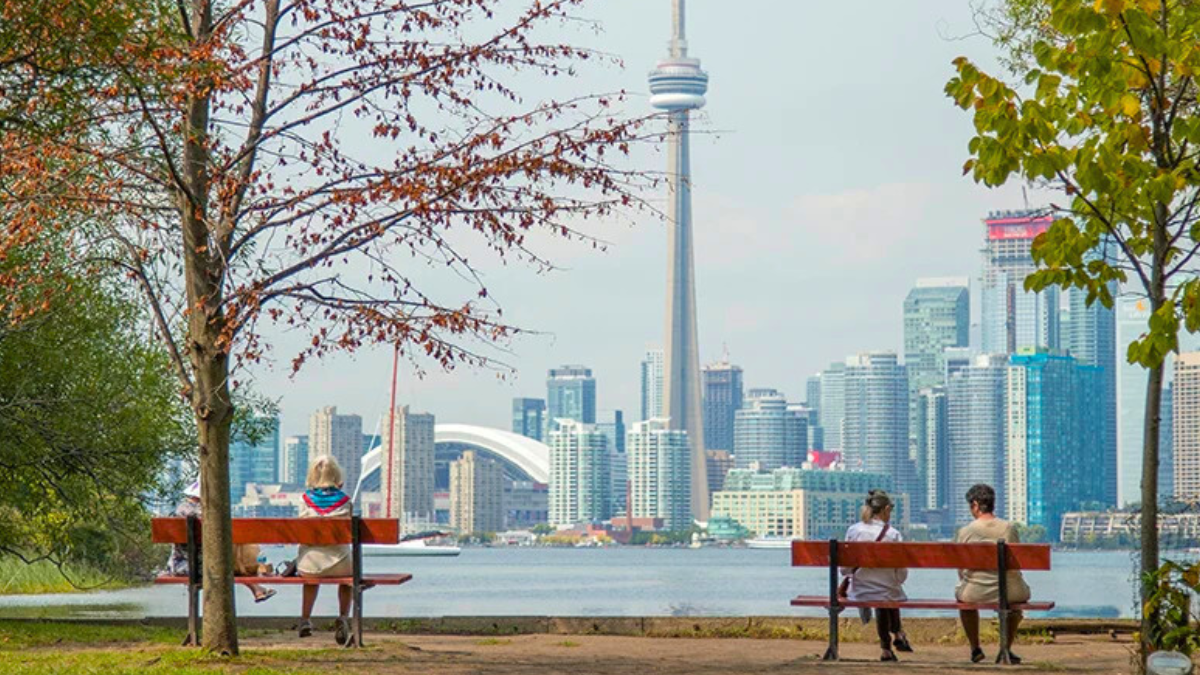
top-left (649, 0), bottom-right (709, 521)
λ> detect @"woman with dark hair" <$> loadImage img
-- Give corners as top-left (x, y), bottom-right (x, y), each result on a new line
top-left (840, 489), bottom-right (912, 661)
top-left (955, 483), bottom-right (1031, 664)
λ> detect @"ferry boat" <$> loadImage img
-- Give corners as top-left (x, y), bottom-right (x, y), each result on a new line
top-left (364, 531), bottom-right (461, 557)
top-left (745, 536), bottom-right (793, 550)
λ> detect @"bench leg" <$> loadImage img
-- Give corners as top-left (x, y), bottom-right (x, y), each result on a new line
top-left (996, 609), bottom-right (1013, 665)
top-left (184, 582), bottom-right (200, 646)
top-left (823, 607), bottom-right (842, 661)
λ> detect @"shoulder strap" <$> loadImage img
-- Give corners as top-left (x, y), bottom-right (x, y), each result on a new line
top-left (875, 523), bottom-right (890, 542)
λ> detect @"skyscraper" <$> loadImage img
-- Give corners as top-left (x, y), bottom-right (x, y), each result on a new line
top-left (380, 406), bottom-right (436, 524)
top-left (914, 387), bottom-right (949, 512)
top-left (947, 355), bottom-right (1008, 524)
top-left (1114, 297), bottom-right (1200, 505)
top-left (511, 397), bottom-right (546, 442)
top-left (1174, 353), bottom-right (1200, 502)
top-left (805, 374), bottom-right (822, 415)
top-left (597, 410), bottom-right (627, 517)
top-left (546, 365), bottom-right (596, 424)
top-left (1068, 287), bottom-right (1117, 506)
top-left (229, 416), bottom-right (280, 497)
top-left (1163, 381), bottom-right (1176, 503)
top-left (650, 0), bottom-right (709, 521)
top-left (702, 359), bottom-right (743, 452)
top-left (842, 353), bottom-right (912, 496)
top-left (627, 418), bottom-right (692, 531)
top-left (640, 348), bottom-right (665, 422)
top-left (904, 278), bottom-right (970, 391)
top-left (280, 435), bottom-right (309, 486)
top-left (547, 419), bottom-right (611, 527)
top-left (1006, 350), bottom-right (1104, 535)
top-left (818, 362), bottom-right (846, 452)
top-left (980, 211), bottom-right (1060, 354)
top-left (309, 406), bottom-right (364, 496)
top-left (450, 450), bottom-right (505, 534)
top-left (732, 389), bottom-right (806, 470)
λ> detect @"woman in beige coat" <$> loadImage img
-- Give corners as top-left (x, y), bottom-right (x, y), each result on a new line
top-left (296, 456), bottom-right (355, 645)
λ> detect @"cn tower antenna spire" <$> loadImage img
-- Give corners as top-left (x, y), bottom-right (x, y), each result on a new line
top-left (671, 0), bottom-right (687, 57)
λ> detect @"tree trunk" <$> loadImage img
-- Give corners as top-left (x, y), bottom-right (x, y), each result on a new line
top-left (196, 353), bottom-right (237, 655)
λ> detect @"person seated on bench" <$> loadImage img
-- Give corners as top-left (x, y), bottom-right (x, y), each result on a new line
top-left (955, 483), bottom-right (1031, 664)
top-left (296, 456), bottom-right (354, 644)
top-left (163, 481), bottom-right (276, 603)
top-left (840, 489), bottom-right (913, 662)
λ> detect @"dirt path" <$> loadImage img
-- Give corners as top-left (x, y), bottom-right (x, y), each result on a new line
top-left (237, 632), bottom-right (1138, 674)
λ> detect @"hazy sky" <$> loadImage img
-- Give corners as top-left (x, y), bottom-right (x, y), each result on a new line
top-left (250, 0), bottom-right (1031, 439)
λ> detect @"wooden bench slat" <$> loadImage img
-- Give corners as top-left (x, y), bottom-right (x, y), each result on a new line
top-left (154, 574), bottom-right (412, 586)
top-left (150, 518), bottom-right (400, 545)
top-left (790, 595), bottom-right (1054, 612)
top-left (791, 541), bottom-right (1051, 571)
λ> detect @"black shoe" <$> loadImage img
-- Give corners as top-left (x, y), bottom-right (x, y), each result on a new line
top-left (971, 647), bottom-right (986, 663)
top-left (892, 633), bottom-right (914, 652)
top-left (881, 649), bottom-right (899, 662)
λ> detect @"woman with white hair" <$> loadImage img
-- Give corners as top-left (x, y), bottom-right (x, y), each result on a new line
top-left (296, 455), bottom-right (355, 645)
top-left (840, 489), bottom-right (911, 661)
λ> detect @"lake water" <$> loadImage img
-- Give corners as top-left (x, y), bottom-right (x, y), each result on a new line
top-left (0, 547), bottom-right (1145, 620)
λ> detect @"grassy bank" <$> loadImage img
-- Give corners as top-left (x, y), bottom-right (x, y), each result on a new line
top-left (0, 558), bottom-right (129, 595)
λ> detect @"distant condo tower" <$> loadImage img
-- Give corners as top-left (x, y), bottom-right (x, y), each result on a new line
top-left (649, 0), bottom-right (710, 521)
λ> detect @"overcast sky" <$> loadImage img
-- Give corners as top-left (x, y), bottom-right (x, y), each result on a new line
top-left (248, 0), bottom-right (1031, 439)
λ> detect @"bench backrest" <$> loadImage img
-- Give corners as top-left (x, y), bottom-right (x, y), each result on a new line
top-left (151, 517), bottom-right (400, 546)
top-left (791, 541), bottom-right (1051, 571)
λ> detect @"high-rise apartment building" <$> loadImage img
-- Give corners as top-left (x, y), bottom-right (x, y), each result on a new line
top-left (705, 449), bottom-right (735, 495)
top-left (1006, 350), bottom-right (1104, 536)
top-left (547, 419), bottom-right (610, 527)
top-left (547, 365), bottom-right (597, 424)
top-left (914, 387), bottom-right (949, 512)
top-left (980, 211), bottom-right (1060, 354)
top-left (597, 410), bottom-right (627, 517)
top-left (640, 348), bottom-right (665, 422)
top-left (843, 353), bottom-right (912, 497)
top-left (818, 362), bottom-right (846, 451)
top-left (904, 278), bottom-right (970, 391)
top-left (947, 354), bottom-right (1008, 524)
top-left (790, 404), bottom-right (822, 451)
top-left (732, 389), bottom-right (806, 470)
top-left (511, 398), bottom-right (546, 442)
top-left (450, 450), bottom-right (505, 534)
top-left (229, 416), bottom-right (280, 497)
top-left (280, 435), bottom-right (309, 486)
top-left (627, 418), bottom-right (692, 531)
top-left (805, 374), bottom-right (822, 415)
top-left (702, 359), bottom-right (744, 452)
top-left (1163, 382), bottom-right (1176, 503)
top-left (1068, 287), bottom-right (1117, 506)
top-left (309, 406), bottom-right (364, 496)
top-left (379, 406), bottom-right (436, 523)
top-left (1174, 353), bottom-right (1200, 501)
top-left (943, 347), bottom-right (974, 381)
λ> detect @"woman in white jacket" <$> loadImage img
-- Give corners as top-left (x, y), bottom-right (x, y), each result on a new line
top-left (841, 489), bottom-right (912, 661)
top-left (296, 456), bottom-right (355, 645)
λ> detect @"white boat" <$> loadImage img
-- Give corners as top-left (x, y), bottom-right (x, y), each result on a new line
top-left (364, 538), bottom-right (461, 557)
top-left (746, 537), bottom-right (794, 550)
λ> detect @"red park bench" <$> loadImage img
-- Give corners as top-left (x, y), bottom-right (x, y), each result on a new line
top-left (790, 539), bottom-right (1054, 665)
top-left (152, 516), bottom-right (412, 648)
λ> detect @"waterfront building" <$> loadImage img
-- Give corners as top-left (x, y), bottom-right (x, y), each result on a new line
top-left (640, 348), bottom-right (665, 422)
top-left (547, 365), bottom-right (596, 424)
top-left (547, 419), bottom-right (611, 527)
top-left (379, 406), bottom-right (437, 523)
top-left (1068, 286), bottom-right (1117, 507)
top-left (597, 410), bottom-right (627, 516)
top-left (790, 404), bottom-right (822, 452)
top-left (1164, 382), bottom-right (1176, 502)
top-left (804, 376), bottom-right (824, 450)
top-left (914, 387), bottom-right (949, 512)
top-left (732, 389), bottom-right (806, 470)
top-left (627, 419), bottom-right (692, 531)
top-left (649, 0), bottom-right (710, 521)
top-left (702, 359), bottom-right (744, 452)
top-left (1006, 350), bottom-right (1104, 536)
top-left (1175, 353), bottom-right (1200, 501)
top-left (842, 352), bottom-right (913, 497)
top-left (1060, 510), bottom-right (1200, 546)
top-left (229, 415), bottom-right (280, 498)
top-left (1116, 297), bottom-right (1200, 506)
top-left (279, 435), bottom-right (308, 487)
top-left (449, 450), bottom-right (505, 534)
top-left (504, 481), bottom-right (549, 529)
top-left (980, 211), bottom-right (1060, 354)
top-left (947, 354), bottom-right (1008, 524)
top-left (309, 406), bottom-right (364, 495)
top-left (705, 449), bottom-right (735, 495)
top-left (819, 362), bottom-right (846, 452)
top-left (511, 397), bottom-right (546, 442)
top-left (712, 468), bottom-right (903, 541)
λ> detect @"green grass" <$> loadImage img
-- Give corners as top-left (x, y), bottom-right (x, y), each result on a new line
top-left (474, 638), bottom-right (512, 646)
top-left (0, 648), bottom-right (322, 675)
top-left (0, 558), bottom-right (129, 595)
top-left (0, 620), bottom-right (179, 650)
top-left (555, 640), bottom-right (581, 648)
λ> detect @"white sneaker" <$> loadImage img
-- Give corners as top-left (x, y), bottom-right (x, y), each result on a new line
top-left (334, 617), bottom-right (351, 646)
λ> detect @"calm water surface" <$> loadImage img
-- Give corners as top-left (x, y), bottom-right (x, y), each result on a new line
top-left (0, 548), bottom-right (1142, 619)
